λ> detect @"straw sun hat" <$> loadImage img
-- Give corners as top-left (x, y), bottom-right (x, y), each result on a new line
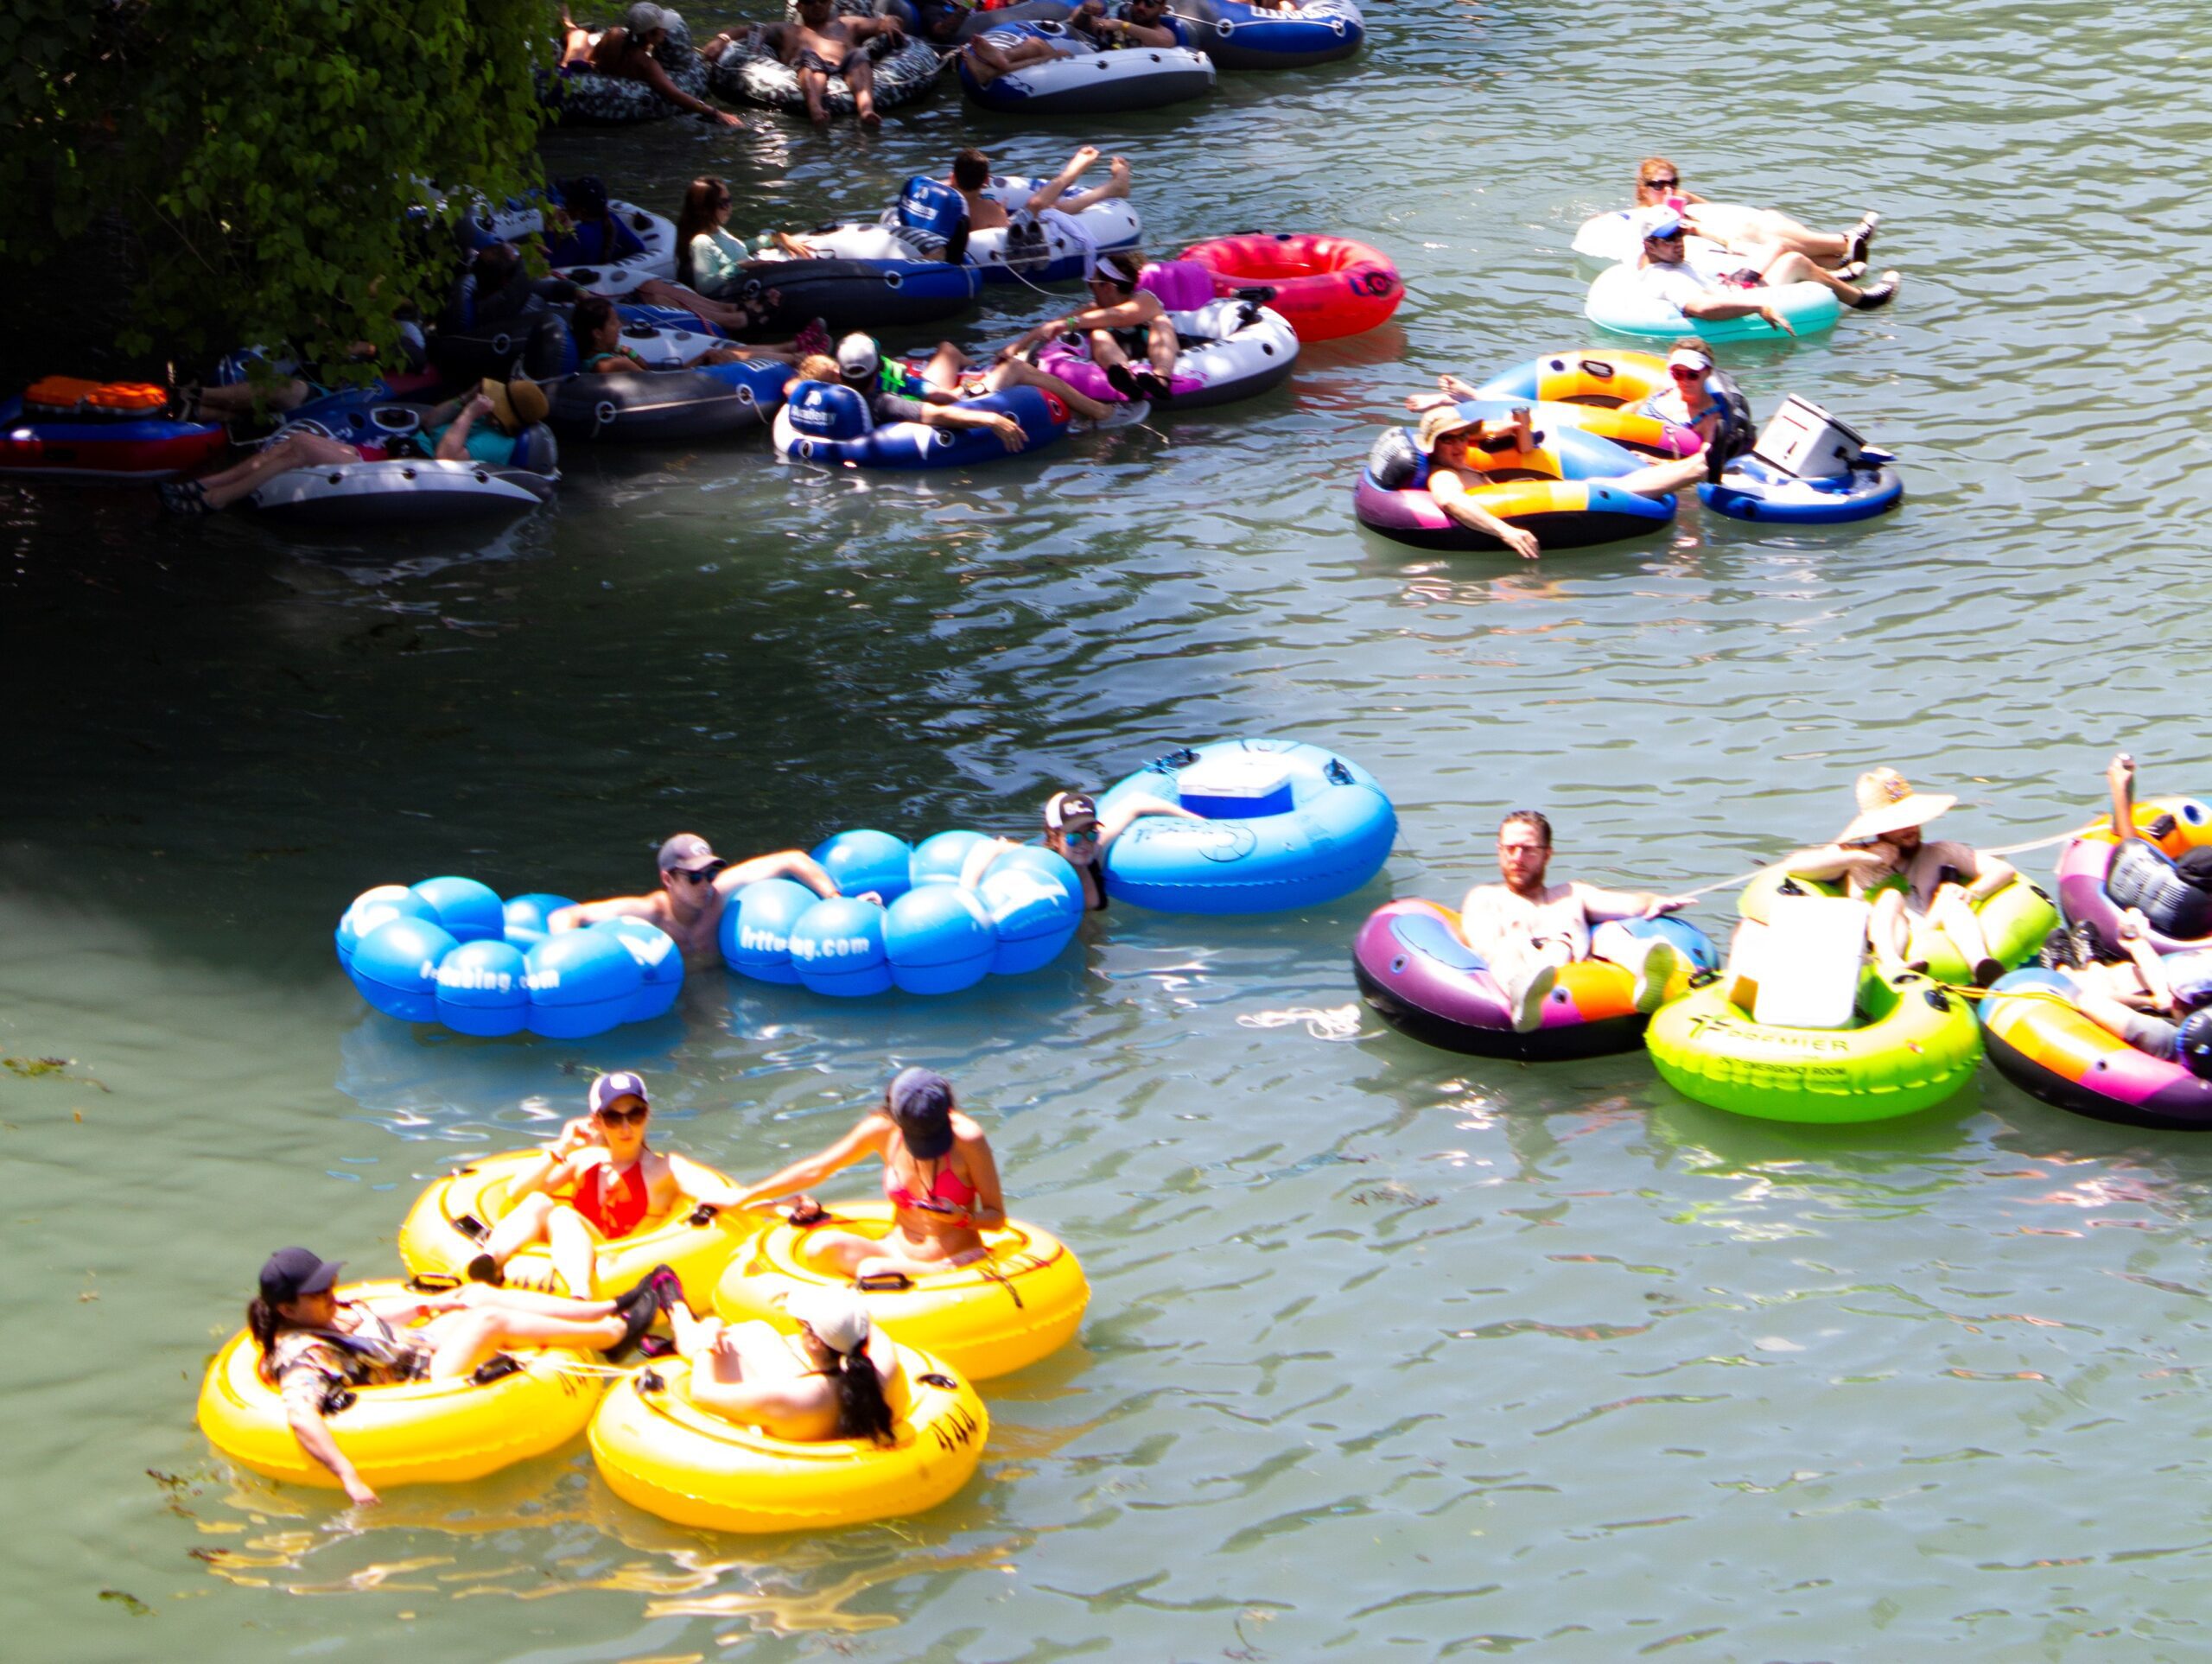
top-left (1838, 767), bottom-right (1955, 844)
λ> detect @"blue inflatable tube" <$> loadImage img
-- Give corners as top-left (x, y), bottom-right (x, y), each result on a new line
top-left (1698, 453), bottom-right (1904, 524)
top-left (721, 831), bottom-right (1084, 997)
top-left (334, 879), bottom-right (683, 1039)
top-left (1177, 0), bottom-right (1363, 70)
top-left (1096, 737), bottom-right (1396, 913)
top-left (772, 382), bottom-right (1071, 471)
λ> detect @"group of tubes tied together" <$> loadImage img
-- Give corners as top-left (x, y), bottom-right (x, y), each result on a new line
top-left (334, 737), bottom-right (1399, 1037)
top-left (541, 3), bottom-right (1366, 130)
top-left (0, 156), bottom-right (1403, 516)
top-left (1358, 756), bottom-right (2212, 1134)
top-left (203, 1067), bottom-right (1090, 1531)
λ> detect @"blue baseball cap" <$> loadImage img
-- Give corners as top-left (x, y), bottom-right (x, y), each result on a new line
top-left (1643, 213), bottom-right (1686, 241)
top-left (589, 1070), bottom-right (651, 1113)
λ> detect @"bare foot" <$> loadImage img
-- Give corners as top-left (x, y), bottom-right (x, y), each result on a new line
top-left (1101, 155), bottom-right (1132, 199)
top-left (859, 106), bottom-right (881, 130)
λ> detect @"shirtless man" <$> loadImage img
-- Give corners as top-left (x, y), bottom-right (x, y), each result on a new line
top-left (1459, 810), bottom-right (1694, 1031)
top-left (948, 143), bottom-right (1132, 234)
top-left (762, 0), bottom-right (906, 128)
top-left (550, 832), bottom-right (842, 972)
top-left (666, 1286), bottom-right (899, 1445)
top-left (557, 3), bottom-right (745, 128)
top-left (466, 1071), bottom-right (748, 1297)
top-left (1780, 768), bottom-right (2018, 985)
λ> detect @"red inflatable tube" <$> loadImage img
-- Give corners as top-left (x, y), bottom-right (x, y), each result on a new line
top-left (1177, 232), bottom-right (1402, 342)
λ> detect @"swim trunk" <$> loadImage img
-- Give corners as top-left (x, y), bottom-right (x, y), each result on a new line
top-left (1718, 269), bottom-right (1767, 289)
top-left (798, 46), bottom-right (861, 78)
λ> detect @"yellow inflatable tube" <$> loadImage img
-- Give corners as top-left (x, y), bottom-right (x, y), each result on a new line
top-left (197, 1280), bottom-right (607, 1489)
top-left (397, 1149), bottom-right (764, 1299)
top-left (712, 1202), bottom-right (1089, 1381)
top-left (589, 1338), bottom-right (987, 1533)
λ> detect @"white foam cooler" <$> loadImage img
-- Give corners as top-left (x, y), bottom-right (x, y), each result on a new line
top-left (1752, 395), bottom-right (1867, 481)
top-left (1178, 753), bottom-right (1295, 819)
top-left (1746, 893), bottom-right (1870, 1030)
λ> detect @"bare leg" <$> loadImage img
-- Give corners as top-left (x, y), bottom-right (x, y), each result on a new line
top-left (1058, 155), bottom-right (1133, 217)
top-left (797, 1229), bottom-right (889, 1275)
top-left (419, 1305), bottom-right (626, 1378)
top-left (1868, 889), bottom-right (1915, 977)
top-left (1023, 143), bottom-right (1102, 215)
top-left (195, 378), bottom-right (314, 421)
top-left (1925, 884), bottom-right (1998, 981)
top-left (457, 1283), bottom-right (620, 1319)
top-left (632, 278), bottom-right (755, 333)
top-left (849, 57), bottom-right (880, 129)
top-left (1759, 249), bottom-right (1877, 305)
top-left (985, 357), bottom-right (1112, 422)
top-left (1144, 314), bottom-right (1177, 381)
top-left (920, 341), bottom-right (970, 394)
top-left (961, 36), bottom-right (1058, 85)
top-left (545, 1206), bottom-right (601, 1298)
top-left (478, 1191), bottom-right (559, 1273)
top-left (1087, 328), bottom-right (1132, 372)
top-left (197, 432), bottom-right (364, 510)
top-left (798, 65), bottom-right (830, 124)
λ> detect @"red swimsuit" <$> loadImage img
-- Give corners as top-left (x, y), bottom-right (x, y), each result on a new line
top-left (572, 1159), bottom-right (651, 1237)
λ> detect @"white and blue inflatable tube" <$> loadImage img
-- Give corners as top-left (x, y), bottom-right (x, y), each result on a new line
top-left (957, 23), bottom-right (1215, 114)
top-left (772, 380), bottom-right (1071, 470)
top-left (721, 831), bottom-right (1084, 997)
top-left (335, 879), bottom-right (682, 1038)
top-left (1173, 0), bottom-right (1362, 70)
top-left (880, 0), bottom-right (1077, 43)
top-left (1699, 453), bottom-right (1904, 524)
top-left (1585, 265), bottom-right (1840, 343)
top-left (1096, 737), bottom-right (1395, 913)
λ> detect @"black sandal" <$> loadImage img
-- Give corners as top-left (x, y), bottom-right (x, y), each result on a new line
top-left (159, 480), bottom-right (213, 517)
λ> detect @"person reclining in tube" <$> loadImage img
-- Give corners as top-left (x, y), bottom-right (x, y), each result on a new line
top-left (248, 1243), bottom-right (680, 1506)
top-left (877, 331), bottom-right (1130, 426)
top-left (463, 1071), bottom-right (751, 1296)
top-left (550, 831), bottom-right (842, 970)
top-left (556, 2), bottom-right (746, 127)
top-left (998, 251), bottom-right (1180, 402)
top-left (1566, 337), bottom-right (1759, 503)
top-left (2099, 751), bottom-right (2212, 929)
top-left (157, 379), bottom-right (549, 514)
top-left (944, 143), bottom-right (1133, 233)
top-left (757, 0), bottom-right (908, 129)
top-left (1408, 403), bottom-right (1554, 560)
top-left (664, 1285), bottom-right (899, 1445)
top-left (1777, 768), bottom-right (2017, 985)
top-left (809, 333), bottom-right (1108, 452)
top-left (541, 175), bottom-right (646, 268)
top-left (569, 295), bottom-right (795, 372)
top-left (957, 787), bottom-right (1203, 911)
top-left (1625, 157), bottom-right (1880, 272)
top-left (1637, 212), bottom-right (1898, 317)
top-left (1459, 810), bottom-right (1696, 1032)
top-left (2045, 905), bottom-right (2212, 1078)
top-left (731, 1066), bottom-right (1008, 1279)
top-left (1069, 0), bottom-right (1190, 47)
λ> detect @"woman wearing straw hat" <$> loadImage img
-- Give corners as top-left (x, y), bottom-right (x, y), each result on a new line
top-left (1781, 768), bottom-right (2018, 985)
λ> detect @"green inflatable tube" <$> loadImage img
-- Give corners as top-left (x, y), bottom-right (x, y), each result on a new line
top-left (1646, 969), bottom-right (1983, 1123)
top-left (1738, 869), bottom-right (2056, 987)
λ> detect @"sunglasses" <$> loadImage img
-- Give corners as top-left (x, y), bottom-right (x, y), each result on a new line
top-left (1647, 231), bottom-right (1686, 244)
top-left (1669, 364), bottom-right (1706, 380)
top-left (671, 861), bottom-right (726, 885)
top-left (597, 1104), bottom-right (650, 1127)
top-left (1641, 177), bottom-right (1680, 190)
top-left (1060, 824), bottom-right (1101, 843)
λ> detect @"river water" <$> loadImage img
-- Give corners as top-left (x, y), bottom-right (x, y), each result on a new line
top-left (9, 1), bottom-right (2212, 1658)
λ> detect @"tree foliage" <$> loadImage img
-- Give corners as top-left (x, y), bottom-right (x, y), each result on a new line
top-left (0, 0), bottom-right (552, 373)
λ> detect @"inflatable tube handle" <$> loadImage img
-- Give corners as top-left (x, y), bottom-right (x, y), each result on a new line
top-left (471, 1354), bottom-right (524, 1386)
top-left (918, 1371), bottom-right (958, 1389)
top-left (1325, 758), bottom-right (1355, 785)
top-left (406, 1272), bottom-right (465, 1293)
top-left (856, 1270), bottom-right (915, 1292)
top-left (686, 1203), bottom-right (721, 1227)
top-left (454, 1211), bottom-right (492, 1243)
top-left (1145, 745), bottom-right (1200, 772)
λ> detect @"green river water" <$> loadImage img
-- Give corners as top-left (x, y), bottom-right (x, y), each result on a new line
top-left (9, 1), bottom-right (2212, 1657)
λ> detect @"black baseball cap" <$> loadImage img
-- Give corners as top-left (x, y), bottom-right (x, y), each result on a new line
top-left (887, 1066), bottom-right (956, 1159)
top-left (260, 1247), bottom-right (344, 1305)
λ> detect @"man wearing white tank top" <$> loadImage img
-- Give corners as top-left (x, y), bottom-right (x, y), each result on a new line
top-left (1459, 810), bottom-right (1696, 1032)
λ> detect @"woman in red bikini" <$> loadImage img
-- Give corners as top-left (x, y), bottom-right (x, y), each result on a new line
top-left (467, 1071), bottom-right (745, 1297)
top-left (732, 1068), bottom-right (1006, 1280)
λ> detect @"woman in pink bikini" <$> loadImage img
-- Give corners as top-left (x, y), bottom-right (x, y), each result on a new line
top-left (731, 1068), bottom-right (1005, 1280)
top-left (467, 1071), bottom-right (747, 1296)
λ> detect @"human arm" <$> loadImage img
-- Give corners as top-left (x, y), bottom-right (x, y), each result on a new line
top-left (1090, 9), bottom-right (1179, 46)
top-left (1608, 454), bottom-right (1707, 499)
top-left (1571, 880), bottom-right (1694, 924)
top-left (683, 1364), bottom-right (818, 1427)
top-left (2109, 752), bottom-right (2139, 843)
top-left (918, 400), bottom-right (1028, 453)
top-left (947, 1122), bottom-right (1006, 1230)
top-left (1404, 372), bottom-right (1482, 412)
top-left (958, 836), bottom-right (1025, 891)
top-left (1098, 793), bottom-right (1202, 848)
top-left (730, 1114), bottom-right (894, 1210)
top-left (1678, 289), bottom-right (1796, 333)
top-left (549, 893), bottom-right (664, 931)
top-left (278, 1359), bottom-right (379, 1506)
top-left (1427, 469), bottom-right (1541, 560)
top-left (433, 393), bottom-right (494, 461)
top-left (1779, 842), bottom-right (1895, 885)
top-left (1949, 844), bottom-right (2017, 904)
top-left (665, 1152), bottom-right (752, 1211)
top-left (712, 848), bottom-right (842, 900)
top-left (501, 1119), bottom-right (596, 1204)
top-left (2118, 908), bottom-right (2175, 1011)
top-left (638, 54), bottom-right (745, 125)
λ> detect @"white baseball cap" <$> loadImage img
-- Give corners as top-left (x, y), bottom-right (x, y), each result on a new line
top-left (784, 1285), bottom-right (871, 1356)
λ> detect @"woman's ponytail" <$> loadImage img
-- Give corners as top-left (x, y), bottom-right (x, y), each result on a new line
top-left (246, 1299), bottom-right (283, 1384)
top-left (829, 1350), bottom-right (896, 1446)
